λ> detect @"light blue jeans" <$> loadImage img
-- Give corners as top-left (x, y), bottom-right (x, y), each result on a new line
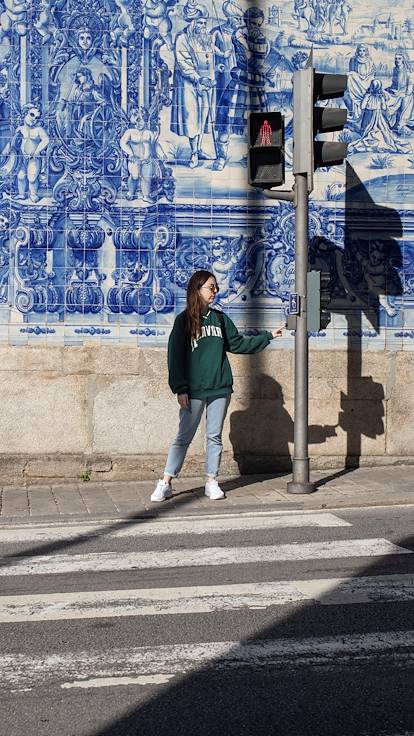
top-left (164, 395), bottom-right (231, 478)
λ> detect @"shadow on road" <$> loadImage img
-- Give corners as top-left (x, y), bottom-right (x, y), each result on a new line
top-left (82, 530), bottom-right (414, 736)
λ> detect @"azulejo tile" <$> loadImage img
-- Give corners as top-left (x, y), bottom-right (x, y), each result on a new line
top-left (0, 0), bottom-right (412, 348)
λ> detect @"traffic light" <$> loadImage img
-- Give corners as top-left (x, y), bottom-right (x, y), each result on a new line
top-left (293, 54), bottom-right (348, 192)
top-left (307, 269), bottom-right (332, 332)
top-left (248, 112), bottom-right (285, 189)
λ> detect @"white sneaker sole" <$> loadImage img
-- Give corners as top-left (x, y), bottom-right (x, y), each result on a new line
top-left (205, 490), bottom-right (225, 500)
top-left (150, 489), bottom-right (173, 503)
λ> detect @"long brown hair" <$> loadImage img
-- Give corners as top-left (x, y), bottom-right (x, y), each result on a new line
top-left (185, 270), bottom-right (216, 340)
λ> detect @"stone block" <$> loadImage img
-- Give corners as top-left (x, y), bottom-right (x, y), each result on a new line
top-left (0, 346), bottom-right (62, 373)
top-left (386, 353), bottom-right (414, 455)
top-left (308, 350), bottom-right (390, 401)
top-left (0, 374), bottom-right (89, 454)
top-left (92, 377), bottom-right (204, 454)
top-left (141, 349), bottom-right (168, 379)
top-left (224, 398), bottom-right (293, 455)
top-left (0, 455), bottom-right (27, 484)
top-left (109, 455), bottom-right (164, 480)
top-left (228, 351), bottom-right (294, 390)
top-left (232, 372), bottom-right (288, 401)
top-left (309, 398), bottom-right (386, 457)
top-left (25, 456), bottom-right (86, 478)
top-left (88, 457), bottom-right (113, 473)
top-left (62, 346), bottom-right (144, 376)
top-left (78, 487), bottom-right (117, 513)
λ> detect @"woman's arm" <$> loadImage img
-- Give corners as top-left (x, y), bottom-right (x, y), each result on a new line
top-left (223, 313), bottom-right (274, 354)
top-left (167, 314), bottom-right (189, 394)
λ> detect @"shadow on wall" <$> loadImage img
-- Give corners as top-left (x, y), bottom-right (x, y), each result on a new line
top-left (307, 162), bottom-right (402, 473)
top-left (228, 373), bottom-right (337, 474)
top-left (228, 162), bottom-right (402, 476)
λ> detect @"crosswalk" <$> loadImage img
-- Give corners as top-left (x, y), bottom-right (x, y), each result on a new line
top-left (1, 506), bottom-right (414, 734)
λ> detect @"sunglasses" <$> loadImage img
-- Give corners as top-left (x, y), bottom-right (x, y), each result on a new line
top-left (201, 284), bottom-right (219, 293)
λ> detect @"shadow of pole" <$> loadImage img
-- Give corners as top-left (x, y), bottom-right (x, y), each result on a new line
top-left (310, 162), bottom-right (402, 484)
top-left (343, 163), bottom-right (402, 469)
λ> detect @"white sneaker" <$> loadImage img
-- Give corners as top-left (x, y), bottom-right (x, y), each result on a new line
top-left (205, 479), bottom-right (225, 500)
top-left (151, 479), bottom-right (173, 503)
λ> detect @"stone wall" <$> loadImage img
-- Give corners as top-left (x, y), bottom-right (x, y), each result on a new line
top-left (0, 345), bottom-right (411, 485)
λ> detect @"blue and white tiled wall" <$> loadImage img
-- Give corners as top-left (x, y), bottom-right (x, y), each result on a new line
top-left (0, 0), bottom-right (413, 347)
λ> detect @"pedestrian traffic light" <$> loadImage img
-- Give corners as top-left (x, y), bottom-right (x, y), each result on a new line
top-left (307, 269), bottom-right (332, 332)
top-left (293, 54), bottom-right (348, 192)
top-left (248, 112), bottom-right (285, 189)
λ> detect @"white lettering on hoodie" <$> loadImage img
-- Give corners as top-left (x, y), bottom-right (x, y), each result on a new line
top-left (191, 324), bottom-right (223, 351)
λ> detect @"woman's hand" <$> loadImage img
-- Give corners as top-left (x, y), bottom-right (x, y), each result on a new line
top-left (271, 325), bottom-right (285, 338)
top-left (177, 393), bottom-right (189, 409)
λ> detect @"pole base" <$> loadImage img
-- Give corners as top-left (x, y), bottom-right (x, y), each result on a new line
top-left (286, 480), bottom-right (316, 495)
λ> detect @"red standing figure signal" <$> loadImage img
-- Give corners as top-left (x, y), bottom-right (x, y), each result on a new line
top-left (259, 119), bottom-right (272, 146)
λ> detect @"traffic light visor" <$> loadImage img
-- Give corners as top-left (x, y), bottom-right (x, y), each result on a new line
top-left (314, 107), bottom-right (347, 133)
top-left (314, 141), bottom-right (348, 167)
top-left (314, 73), bottom-right (347, 100)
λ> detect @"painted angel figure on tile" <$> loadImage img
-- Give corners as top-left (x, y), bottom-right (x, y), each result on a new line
top-left (0, 0), bottom-right (29, 42)
top-left (120, 107), bottom-right (168, 202)
top-left (144, 0), bottom-right (177, 49)
top-left (111, 0), bottom-right (135, 47)
top-left (0, 105), bottom-right (49, 203)
top-left (34, 0), bottom-right (64, 44)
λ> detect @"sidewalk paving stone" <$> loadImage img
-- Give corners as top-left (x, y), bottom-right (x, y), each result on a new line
top-left (1, 466), bottom-right (414, 520)
top-left (1, 489), bottom-right (29, 517)
top-left (78, 487), bottom-right (118, 515)
top-left (28, 487), bottom-right (58, 516)
top-left (52, 485), bottom-right (88, 515)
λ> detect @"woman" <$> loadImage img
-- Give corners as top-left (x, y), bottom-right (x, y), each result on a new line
top-left (151, 270), bottom-right (284, 502)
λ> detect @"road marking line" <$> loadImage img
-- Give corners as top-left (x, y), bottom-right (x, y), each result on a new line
top-left (1, 573), bottom-right (414, 622)
top-left (61, 674), bottom-right (174, 689)
top-left (0, 512), bottom-right (351, 543)
top-left (2, 630), bottom-right (414, 690)
top-left (0, 538), bottom-right (409, 576)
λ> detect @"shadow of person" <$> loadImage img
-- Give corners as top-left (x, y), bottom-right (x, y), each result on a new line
top-left (309, 162), bottom-right (402, 480)
top-left (228, 373), bottom-right (337, 475)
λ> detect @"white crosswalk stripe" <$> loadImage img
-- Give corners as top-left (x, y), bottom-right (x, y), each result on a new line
top-left (0, 510), bottom-right (351, 544)
top-left (2, 630), bottom-right (414, 691)
top-left (1, 573), bottom-right (414, 623)
top-left (0, 538), bottom-right (409, 576)
top-left (1, 507), bottom-right (413, 701)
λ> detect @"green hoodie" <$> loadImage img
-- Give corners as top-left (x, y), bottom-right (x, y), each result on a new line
top-left (168, 309), bottom-right (274, 399)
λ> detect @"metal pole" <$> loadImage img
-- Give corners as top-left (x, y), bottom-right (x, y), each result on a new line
top-left (287, 173), bottom-right (315, 494)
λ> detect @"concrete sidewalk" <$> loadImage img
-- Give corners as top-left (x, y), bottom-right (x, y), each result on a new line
top-left (0, 465), bottom-right (413, 521)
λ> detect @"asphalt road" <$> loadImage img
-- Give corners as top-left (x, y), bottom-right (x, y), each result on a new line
top-left (1, 505), bottom-right (414, 736)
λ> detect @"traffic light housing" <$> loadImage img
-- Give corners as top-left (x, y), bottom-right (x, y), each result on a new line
top-left (307, 269), bottom-right (332, 332)
top-left (248, 112), bottom-right (285, 189)
top-left (293, 55), bottom-right (348, 192)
